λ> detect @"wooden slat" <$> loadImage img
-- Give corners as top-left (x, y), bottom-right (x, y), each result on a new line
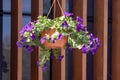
top-left (52, 0), bottom-right (66, 80)
top-left (52, 48), bottom-right (66, 80)
top-left (53, 0), bottom-right (61, 18)
top-left (94, 0), bottom-right (108, 80)
top-left (53, 0), bottom-right (65, 18)
top-left (72, 0), bottom-right (87, 80)
top-left (31, 0), bottom-right (43, 80)
top-left (11, 0), bottom-right (22, 80)
top-left (0, 0), bottom-right (3, 79)
top-left (112, 0), bottom-right (120, 80)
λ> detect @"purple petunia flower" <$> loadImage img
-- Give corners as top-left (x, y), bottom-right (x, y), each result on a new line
top-left (24, 45), bottom-right (34, 53)
top-left (88, 34), bottom-right (100, 55)
top-left (62, 21), bottom-right (68, 28)
top-left (89, 40), bottom-right (93, 47)
top-left (30, 33), bottom-right (36, 41)
top-left (67, 44), bottom-right (73, 51)
top-left (21, 36), bottom-right (26, 42)
top-left (25, 22), bottom-right (34, 32)
top-left (81, 24), bottom-right (87, 31)
top-left (52, 39), bottom-right (55, 43)
top-left (91, 47), bottom-right (97, 55)
top-left (34, 20), bottom-right (37, 23)
top-left (37, 60), bottom-right (40, 66)
top-left (58, 55), bottom-right (64, 62)
top-left (92, 38), bottom-right (100, 47)
top-left (40, 37), bottom-right (46, 44)
top-left (64, 12), bottom-right (73, 17)
top-left (42, 64), bottom-right (47, 71)
top-left (76, 23), bottom-right (82, 32)
top-left (89, 39), bottom-right (96, 48)
top-left (94, 38), bottom-right (100, 47)
top-left (16, 41), bottom-right (23, 48)
top-left (19, 27), bottom-right (26, 35)
top-left (76, 23), bottom-right (86, 32)
top-left (50, 53), bottom-right (55, 59)
top-left (81, 44), bottom-right (89, 53)
top-left (58, 34), bottom-right (63, 40)
top-left (88, 33), bottom-right (94, 40)
top-left (76, 16), bottom-right (83, 23)
top-left (19, 22), bottom-right (34, 36)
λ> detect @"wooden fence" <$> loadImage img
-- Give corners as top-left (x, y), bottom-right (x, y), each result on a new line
top-left (9, 0), bottom-right (120, 80)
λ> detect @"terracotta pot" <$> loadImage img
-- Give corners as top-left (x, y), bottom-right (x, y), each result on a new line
top-left (41, 29), bottom-right (67, 48)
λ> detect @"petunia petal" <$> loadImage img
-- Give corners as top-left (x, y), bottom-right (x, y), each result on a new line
top-left (64, 12), bottom-right (73, 17)
top-left (40, 37), bottom-right (46, 44)
top-left (30, 33), bottom-right (36, 41)
top-left (24, 45), bottom-right (34, 53)
top-left (58, 55), bottom-right (64, 62)
top-left (42, 64), bottom-right (47, 71)
top-left (58, 34), bottom-right (63, 40)
top-left (16, 41), bottom-right (23, 48)
top-left (62, 21), bottom-right (68, 28)
top-left (81, 44), bottom-right (89, 53)
top-left (76, 16), bottom-right (83, 23)
top-left (50, 53), bottom-right (55, 59)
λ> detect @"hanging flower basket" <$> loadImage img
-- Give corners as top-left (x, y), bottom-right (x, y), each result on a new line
top-left (41, 28), bottom-right (67, 48)
top-left (16, 0), bottom-right (100, 70)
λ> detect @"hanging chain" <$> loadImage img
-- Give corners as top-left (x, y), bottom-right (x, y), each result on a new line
top-left (56, 0), bottom-right (64, 16)
top-left (47, 0), bottom-right (56, 17)
top-left (47, 0), bottom-right (65, 17)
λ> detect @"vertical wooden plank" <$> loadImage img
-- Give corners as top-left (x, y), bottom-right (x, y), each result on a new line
top-left (31, 0), bottom-right (43, 19)
top-left (31, 0), bottom-right (43, 80)
top-left (72, 0), bottom-right (87, 80)
top-left (52, 0), bottom-right (66, 80)
top-left (53, 0), bottom-right (65, 18)
top-left (112, 0), bottom-right (120, 80)
top-left (53, 0), bottom-right (60, 18)
top-left (11, 0), bottom-right (22, 80)
top-left (0, 0), bottom-right (3, 79)
top-left (61, 48), bottom-right (66, 80)
top-left (52, 48), bottom-right (66, 80)
top-left (94, 0), bottom-right (108, 80)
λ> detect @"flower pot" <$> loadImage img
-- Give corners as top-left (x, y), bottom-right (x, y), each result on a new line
top-left (41, 29), bottom-right (67, 48)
